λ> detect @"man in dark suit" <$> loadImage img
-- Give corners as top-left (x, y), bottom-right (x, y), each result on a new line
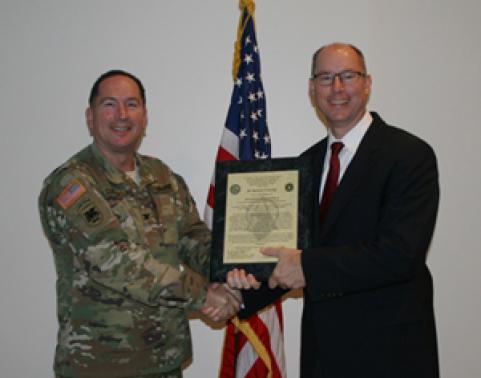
top-left (227, 43), bottom-right (439, 377)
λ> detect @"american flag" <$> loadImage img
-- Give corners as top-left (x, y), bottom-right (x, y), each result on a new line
top-left (204, 1), bottom-right (286, 377)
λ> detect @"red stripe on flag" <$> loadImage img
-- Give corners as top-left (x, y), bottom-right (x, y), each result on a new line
top-left (219, 322), bottom-right (238, 378)
top-left (275, 300), bottom-right (284, 332)
top-left (217, 146), bottom-right (237, 161)
top-left (207, 184), bottom-right (216, 208)
top-left (245, 357), bottom-right (269, 378)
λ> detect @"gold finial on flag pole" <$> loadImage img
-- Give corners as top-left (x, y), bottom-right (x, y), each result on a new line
top-left (240, 0), bottom-right (255, 13)
top-left (233, 0), bottom-right (256, 80)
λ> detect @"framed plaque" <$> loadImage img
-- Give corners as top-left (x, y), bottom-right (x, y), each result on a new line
top-left (210, 157), bottom-right (315, 282)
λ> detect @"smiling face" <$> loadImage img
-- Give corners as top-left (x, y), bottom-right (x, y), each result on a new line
top-left (309, 44), bottom-right (371, 138)
top-left (86, 74), bottom-right (147, 165)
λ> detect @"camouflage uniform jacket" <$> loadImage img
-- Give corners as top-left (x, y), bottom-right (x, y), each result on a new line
top-left (39, 144), bottom-right (211, 377)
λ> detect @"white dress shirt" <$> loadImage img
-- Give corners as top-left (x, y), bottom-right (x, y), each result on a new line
top-left (319, 111), bottom-right (373, 200)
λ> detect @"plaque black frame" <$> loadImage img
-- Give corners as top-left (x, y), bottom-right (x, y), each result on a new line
top-left (210, 157), bottom-right (314, 282)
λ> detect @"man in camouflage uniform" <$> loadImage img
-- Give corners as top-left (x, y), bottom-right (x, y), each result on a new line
top-left (39, 70), bottom-right (239, 378)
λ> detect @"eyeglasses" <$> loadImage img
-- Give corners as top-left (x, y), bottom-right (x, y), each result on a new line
top-left (311, 70), bottom-right (366, 86)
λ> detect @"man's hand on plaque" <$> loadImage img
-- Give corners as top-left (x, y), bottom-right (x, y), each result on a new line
top-left (261, 247), bottom-right (306, 290)
top-left (226, 268), bottom-right (262, 290)
top-left (201, 283), bottom-right (242, 322)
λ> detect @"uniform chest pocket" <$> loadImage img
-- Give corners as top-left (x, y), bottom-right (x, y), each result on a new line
top-left (110, 198), bottom-right (146, 243)
top-left (151, 192), bottom-right (179, 245)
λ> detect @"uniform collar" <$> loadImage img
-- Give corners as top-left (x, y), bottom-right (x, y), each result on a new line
top-left (89, 143), bottom-right (156, 188)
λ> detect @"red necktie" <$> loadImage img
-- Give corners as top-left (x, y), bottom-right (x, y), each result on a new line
top-left (319, 142), bottom-right (344, 224)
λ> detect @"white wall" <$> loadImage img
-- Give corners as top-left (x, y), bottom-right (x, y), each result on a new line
top-left (1, 0), bottom-right (480, 377)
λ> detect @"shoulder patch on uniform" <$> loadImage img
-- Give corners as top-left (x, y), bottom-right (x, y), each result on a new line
top-left (56, 179), bottom-right (87, 209)
top-left (78, 200), bottom-right (103, 225)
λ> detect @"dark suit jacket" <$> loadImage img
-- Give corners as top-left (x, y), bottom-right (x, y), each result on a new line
top-left (239, 112), bottom-right (440, 378)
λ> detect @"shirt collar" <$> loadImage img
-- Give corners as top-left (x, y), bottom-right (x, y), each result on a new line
top-left (327, 111), bottom-right (372, 153)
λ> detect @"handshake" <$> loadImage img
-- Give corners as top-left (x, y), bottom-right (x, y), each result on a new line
top-left (201, 246), bottom-right (305, 322)
top-left (201, 283), bottom-right (242, 322)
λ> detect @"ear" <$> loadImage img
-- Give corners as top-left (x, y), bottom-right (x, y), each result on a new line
top-left (364, 74), bottom-right (372, 94)
top-left (308, 78), bottom-right (316, 99)
top-left (85, 107), bottom-right (94, 135)
top-left (143, 108), bottom-right (148, 130)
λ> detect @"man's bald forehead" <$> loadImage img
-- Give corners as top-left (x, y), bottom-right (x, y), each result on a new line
top-left (311, 43), bottom-right (367, 77)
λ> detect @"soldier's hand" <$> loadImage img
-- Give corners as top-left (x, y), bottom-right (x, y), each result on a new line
top-left (201, 283), bottom-right (242, 322)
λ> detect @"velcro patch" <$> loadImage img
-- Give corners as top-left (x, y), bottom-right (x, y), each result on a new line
top-left (79, 201), bottom-right (103, 225)
top-left (56, 179), bottom-right (87, 209)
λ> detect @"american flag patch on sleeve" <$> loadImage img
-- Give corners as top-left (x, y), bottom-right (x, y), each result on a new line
top-left (56, 179), bottom-right (87, 209)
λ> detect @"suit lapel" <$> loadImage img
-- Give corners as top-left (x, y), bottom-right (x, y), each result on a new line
top-left (301, 139), bottom-right (328, 244)
top-left (319, 115), bottom-right (385, 238)
top-left (306, 139), bottom-right (328, 234)
top-left (313, 140), bottom-right (328, 201)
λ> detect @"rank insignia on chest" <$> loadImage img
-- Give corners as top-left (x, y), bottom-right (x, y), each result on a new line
top-left (56, 179), bottom-right (87, 209)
